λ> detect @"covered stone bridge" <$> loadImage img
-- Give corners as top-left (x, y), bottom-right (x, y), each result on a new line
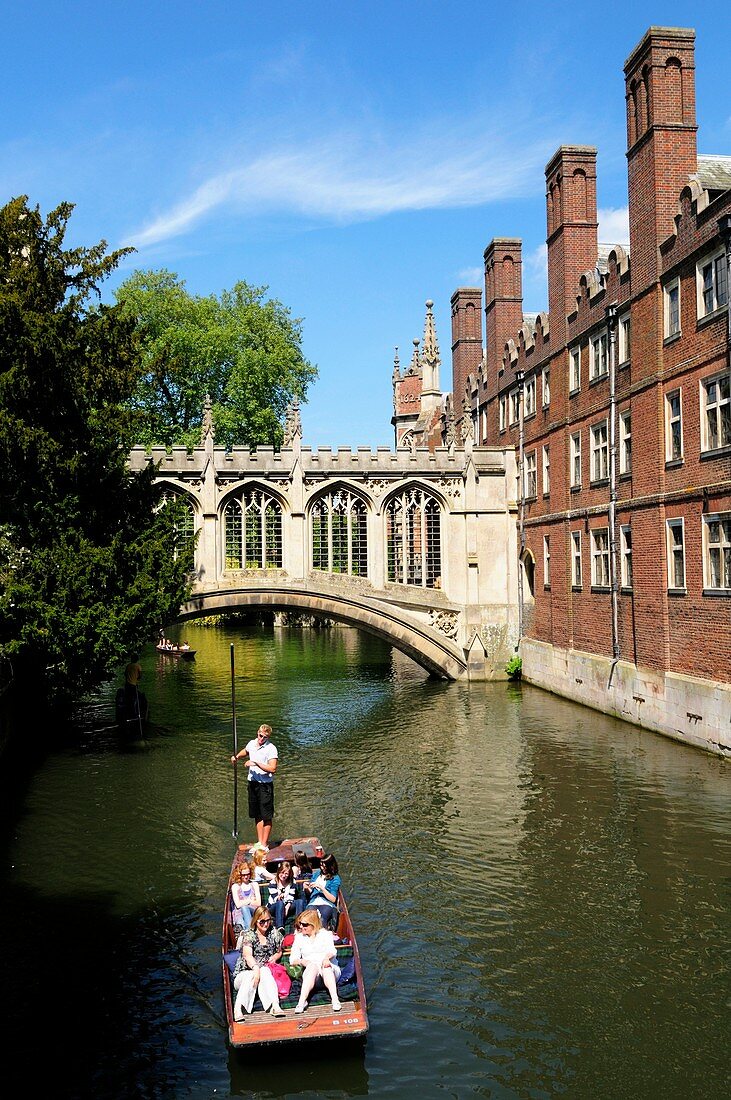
top-left (128, 416), bottom-right (520, 679)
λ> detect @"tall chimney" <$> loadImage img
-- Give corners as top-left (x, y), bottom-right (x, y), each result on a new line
top-left (450, 287), bottom-right (482, 411)
top-left (484, 238), bottom-right (523, 383)
top-left (625, 26), bottom-right (697, 292)
top-left (545, 146), bottom-right (598, 345)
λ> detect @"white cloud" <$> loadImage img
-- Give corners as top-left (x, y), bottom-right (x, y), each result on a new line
top-left (456, 266), bottom-right (483, 285)
top-left (127, 126), bottom-right (555, 249)
top-left (598, 205), bottom-right (629, 245)
top-left (526, 242), bottom-right (547, 279)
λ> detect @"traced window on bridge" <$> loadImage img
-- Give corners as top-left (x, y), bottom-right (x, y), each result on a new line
top-left (157, 489), bottom-right (196, 568)
top-left (311, 489), bottom-right (368, 576)
top-left (224, 489), bottom-right (283, 569)
top-left (386, 487), bottom-right (442, 588)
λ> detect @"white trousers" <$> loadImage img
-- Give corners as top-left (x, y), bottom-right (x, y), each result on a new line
top-left (233, 966), bottom-right (280, 1020)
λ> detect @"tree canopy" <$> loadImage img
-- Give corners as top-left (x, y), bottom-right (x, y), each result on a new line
top-left (0, 198), bottom-right (191, 709)
top-left (115, 269), bottom-right (317, 450)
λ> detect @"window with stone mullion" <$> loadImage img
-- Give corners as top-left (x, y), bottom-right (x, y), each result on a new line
top-left (386, 488), bottom-right (441, 588)
top-left (264, 502), bottom-right (282, 569)
top-left (312, 500), bottom-right (328, 571)
top-left (331, 503), bottom-right (349, 574)
top-left (225, 501), bottom-right (243, 568)
top-left (350, 501), bottom-right (367, 576)
top-left (386, 497), bottom-right (404, 583)
top-left (245, 503), bottom-right (263, 568)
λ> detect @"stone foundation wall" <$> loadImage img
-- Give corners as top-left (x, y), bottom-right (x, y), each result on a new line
top-left (521, 638), bottom-right (731, 757)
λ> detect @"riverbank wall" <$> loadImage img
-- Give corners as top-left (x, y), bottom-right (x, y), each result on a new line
top-left (521, 639), bottom-right (731, 758)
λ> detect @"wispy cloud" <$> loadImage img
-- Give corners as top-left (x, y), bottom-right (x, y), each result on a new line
top-left (598, 205), bottom-right (629, 245)
top-left (456, 266), bottom-right (483, 285)
top-left (127, 126), bottom-right (555, 249)
top-left (526, 242), bottom-right (547, 278)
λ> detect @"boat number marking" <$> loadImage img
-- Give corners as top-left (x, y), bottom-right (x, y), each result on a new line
top-left (331, 1018), bottom-right (360, 1026)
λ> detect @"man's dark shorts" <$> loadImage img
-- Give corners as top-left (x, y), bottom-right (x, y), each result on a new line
top-left (248, 779), bottom-right (274, 821)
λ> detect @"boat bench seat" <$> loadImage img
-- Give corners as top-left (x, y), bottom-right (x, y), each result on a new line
top-left (224, 944), bottom-right (358, 1013)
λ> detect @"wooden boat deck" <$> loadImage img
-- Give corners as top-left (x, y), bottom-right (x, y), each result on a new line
top-left (223, 837), bottom-right (368, 1048)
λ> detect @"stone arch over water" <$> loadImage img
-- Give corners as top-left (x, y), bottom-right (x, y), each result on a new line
top-left (177, 585), bottom-right (468, 680)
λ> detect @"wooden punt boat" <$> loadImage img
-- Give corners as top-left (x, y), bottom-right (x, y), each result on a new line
top-left (222, 836), bottom-right (368, 1048)
top-left (155, 644), bottom-right (196, 658)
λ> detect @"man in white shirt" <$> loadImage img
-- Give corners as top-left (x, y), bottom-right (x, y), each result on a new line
top-left (231, 724), bottom-right (279, 850)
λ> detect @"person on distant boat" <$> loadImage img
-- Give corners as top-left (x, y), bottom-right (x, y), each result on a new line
top-left (180, 641), bottom-right (190, 651)
top-left (267, 860), bottom-right (304, 929)
top-left (230, 862), bottom-right (261, 931)
top-left (232, 906), bottom-right (285, 1018)
top-left (290, 908), bottom-right (342, 1014)
top-left (303, 853), bottom-right (341, 930)
top-left (230, 724), bottom-right (278, 850)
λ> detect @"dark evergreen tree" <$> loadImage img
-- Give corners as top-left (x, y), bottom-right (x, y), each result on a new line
top-left (0, 197), bottom-right (191, 708)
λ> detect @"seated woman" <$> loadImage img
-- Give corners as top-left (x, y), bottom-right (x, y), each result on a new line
top-left (293, 849), bottom-right (313, 882)
top-left (266, 860), bottom-right (304, 930)
top-left (230, 862), bottom-right (261, 931)
top-left (232, 906), bottom-right (285, 1019)
top-left (290, 908), bottom-right (342, 1014)
top-left (250, 847), bottom-right (276, 884)
top-left (302, 853), bottom-right (341, 930)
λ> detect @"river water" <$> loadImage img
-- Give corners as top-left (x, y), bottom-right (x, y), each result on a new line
top-left (0, 621), bottom-right (728, 1099)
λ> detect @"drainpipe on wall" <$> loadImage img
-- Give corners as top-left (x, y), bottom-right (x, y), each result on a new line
top-left (606, 303), bottom-right (620, 663)
top-left (719, 215), bottom-right (731, 381)
top-left (515, 368), bottom-right (526, 643)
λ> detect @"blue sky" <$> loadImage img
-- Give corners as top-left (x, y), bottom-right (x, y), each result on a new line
top-left (3, 2), bottom-right (729, 447)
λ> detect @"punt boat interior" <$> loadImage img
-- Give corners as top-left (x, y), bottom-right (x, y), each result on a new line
top-left (222, 836), bottom-right (368, 1048)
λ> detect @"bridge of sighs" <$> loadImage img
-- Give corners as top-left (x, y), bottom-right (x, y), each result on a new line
top-left (128, 413), bottom-right (520, 679)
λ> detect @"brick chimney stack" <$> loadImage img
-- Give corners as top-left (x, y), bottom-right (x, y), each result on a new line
top-left (625, 26), bottom-right (697, 292)
top-left (484, 238), bottom-right (523, 384)
top-left (450, 287), bottom-right (482, 411)
top-left (545, 146), bottom-right (598, 346)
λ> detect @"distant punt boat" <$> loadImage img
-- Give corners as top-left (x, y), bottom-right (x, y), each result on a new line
top-left (222, 836), bottom-right (368, 1048)
top-left (155, 644), bottom-right (196, 659)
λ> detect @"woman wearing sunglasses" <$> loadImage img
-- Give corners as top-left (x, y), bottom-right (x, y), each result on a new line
top-left (290, 907), bottom-right (342, 1014)
top-left (232, 906), bottom-right (285, 1019)
top-left (230, 862), bottom-right (261, 931)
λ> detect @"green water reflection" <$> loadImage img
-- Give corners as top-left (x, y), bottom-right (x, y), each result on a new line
top-left (0, 621), bottom-right (728, 1099)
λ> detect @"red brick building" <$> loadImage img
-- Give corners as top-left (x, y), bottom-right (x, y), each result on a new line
top-left (431, 27), bottom-right (730, 753)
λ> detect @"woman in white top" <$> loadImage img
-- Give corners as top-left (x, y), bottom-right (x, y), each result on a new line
top-left (230, 862), bottom-right (261, 930)
top-left (289, 907), bottom-right (342, 1013)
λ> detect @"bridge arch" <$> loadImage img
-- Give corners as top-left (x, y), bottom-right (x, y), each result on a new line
top-left (177, 585), bottom-right (467, 680)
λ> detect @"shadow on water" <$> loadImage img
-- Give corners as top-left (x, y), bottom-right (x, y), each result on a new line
top-left (228, 1042), bottom-right (369, 1098)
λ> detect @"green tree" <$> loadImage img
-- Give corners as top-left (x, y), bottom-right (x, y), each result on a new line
top-left (115, 269), bottom-right (317, 449)
top-left (0, 198), bottom-right (191, 709)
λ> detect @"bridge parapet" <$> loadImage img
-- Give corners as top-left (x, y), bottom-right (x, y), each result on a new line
top-left (129, 443), bottom-right (507, 478)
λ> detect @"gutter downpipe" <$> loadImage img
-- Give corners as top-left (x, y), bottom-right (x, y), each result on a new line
top-left (606, 303), bottom-right (621, 679)
top-left (516, 368), bottom-right (526, 643)
top-left (719, 215), bottom-right (731, 385)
